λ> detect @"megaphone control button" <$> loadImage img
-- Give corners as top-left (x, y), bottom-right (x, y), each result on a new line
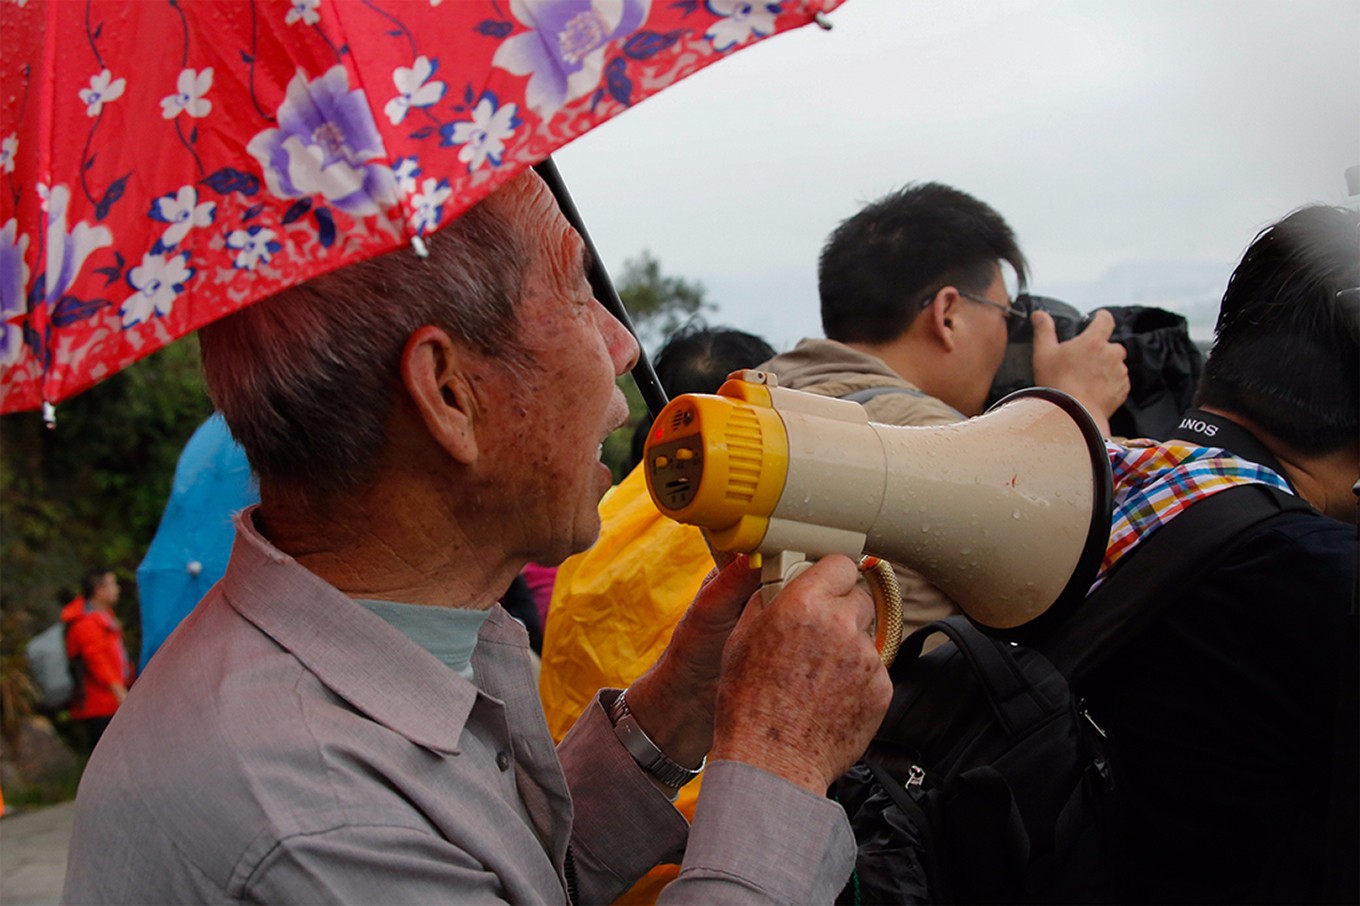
top-left (654, 455), bottom-right (670, 469)
top-left (676, 448), bottom-right (695, 461)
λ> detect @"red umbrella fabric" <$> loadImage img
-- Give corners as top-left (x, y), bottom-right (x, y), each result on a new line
top-left (0, 0), bottom-right (843, 413)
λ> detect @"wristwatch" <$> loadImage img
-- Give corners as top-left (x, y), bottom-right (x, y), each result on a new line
top-left (606, 689), bottom-right (705, 790)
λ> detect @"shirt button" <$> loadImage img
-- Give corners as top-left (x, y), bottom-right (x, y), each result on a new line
top-left (496, 751), bottom-right (511, 772)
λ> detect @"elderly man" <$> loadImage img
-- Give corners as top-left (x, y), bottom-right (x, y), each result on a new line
top-left (62, 171), bottom-right (891, 903)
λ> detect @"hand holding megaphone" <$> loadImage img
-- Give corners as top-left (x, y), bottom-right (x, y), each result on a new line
top-left (643, 371), bottom-right (1112, 662)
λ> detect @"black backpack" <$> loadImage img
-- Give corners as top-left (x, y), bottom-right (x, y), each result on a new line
top-left (833, 483), bottom-right (1317, 904)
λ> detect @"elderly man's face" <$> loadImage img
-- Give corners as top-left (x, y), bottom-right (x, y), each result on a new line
top-left (473, 172), bottom-right (639, 564)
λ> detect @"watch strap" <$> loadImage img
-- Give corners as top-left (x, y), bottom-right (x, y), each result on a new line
top-left (606, 689), bottom-right (705, 789)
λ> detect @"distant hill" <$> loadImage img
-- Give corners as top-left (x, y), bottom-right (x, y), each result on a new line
top-left (1041, 260), bottom-right (1231, 343)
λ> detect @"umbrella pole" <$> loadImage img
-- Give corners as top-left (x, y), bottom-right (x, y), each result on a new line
top-left (532, 157), bottom-right (669, 419)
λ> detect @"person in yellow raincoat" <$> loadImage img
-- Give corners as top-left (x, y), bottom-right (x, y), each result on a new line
top-left (539, 323), bottom-right (775, 903)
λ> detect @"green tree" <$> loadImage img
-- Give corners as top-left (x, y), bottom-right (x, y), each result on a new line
top-left (0, 336), bottom-right (213, 725)
top-left (615, 250), bottom-right (713, 355)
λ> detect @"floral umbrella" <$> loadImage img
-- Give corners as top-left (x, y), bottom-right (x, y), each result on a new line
top-left (0, 0), bottom-right (844, 415)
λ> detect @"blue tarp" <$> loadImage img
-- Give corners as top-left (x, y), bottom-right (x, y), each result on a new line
top-left (136, 414), bottom-right (257, 669)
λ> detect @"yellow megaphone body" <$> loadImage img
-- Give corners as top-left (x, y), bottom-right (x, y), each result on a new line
top-left (643, 371), bottom-right (1112, 656)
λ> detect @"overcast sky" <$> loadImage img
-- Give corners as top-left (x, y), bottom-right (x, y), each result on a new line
top-left (555, 0), bottom-right (1358, 350)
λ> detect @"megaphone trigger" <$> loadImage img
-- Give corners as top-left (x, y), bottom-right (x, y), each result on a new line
top-left (757, 551), bottom-right (813, 605)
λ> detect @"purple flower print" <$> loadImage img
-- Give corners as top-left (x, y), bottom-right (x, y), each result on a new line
top-left (246, 66), bottom-right (398, 217)
top-left (492, 0), bottom-right (649, 115)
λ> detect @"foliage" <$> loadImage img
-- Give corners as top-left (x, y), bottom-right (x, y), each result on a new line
top-left (615, 250), bottom-right (713, 355)
top-left (1, 747), bottom-right (87, 808)
top-left (601, 374), bottom-right (645, 484)
top-left (0, 336), bottom-right (214, 699)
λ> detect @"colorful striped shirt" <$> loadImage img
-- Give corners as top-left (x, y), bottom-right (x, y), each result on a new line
top-left (1093, 438), bottom-right (1293, 589)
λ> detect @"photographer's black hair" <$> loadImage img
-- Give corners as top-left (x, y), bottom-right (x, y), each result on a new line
top-left (1196, 205), bottom-right (1359, 455)
top-left (818, 182), bottom-right (1029, 344)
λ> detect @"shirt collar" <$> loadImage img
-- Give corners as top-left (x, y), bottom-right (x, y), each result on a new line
top-left (218, 507), bottom-right (529, 755)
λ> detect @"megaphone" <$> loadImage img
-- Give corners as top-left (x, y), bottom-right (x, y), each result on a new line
top-left (643, 371), bottom-right (1112, 660)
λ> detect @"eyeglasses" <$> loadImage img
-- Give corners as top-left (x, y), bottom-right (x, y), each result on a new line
top-left (958, 289), bottom-right (1030, 325)
top-left (918, 286), bottom-right (1033, 332)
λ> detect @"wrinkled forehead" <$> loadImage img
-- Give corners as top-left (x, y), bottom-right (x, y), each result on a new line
top-left (489, 170), bottom-right (586, 284)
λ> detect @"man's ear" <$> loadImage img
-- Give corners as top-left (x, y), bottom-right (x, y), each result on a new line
top-left (401, 326), bottom-right (480, 465)
top-left (921, 288), bottom-right (958, 352)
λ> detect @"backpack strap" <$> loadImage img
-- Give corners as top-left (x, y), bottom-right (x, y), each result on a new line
top-left (889, 616), bottom-right (1052, 740)
top-left (836, 385), bottom-right (966, 420)
top-left (838, 386), bottom-right (930, 405)
top-left (1039, 481), bottom-right (1314, 682)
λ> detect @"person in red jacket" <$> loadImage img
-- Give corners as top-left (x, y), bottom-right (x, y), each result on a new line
top-left (62, 569), bottom-right (133, 749)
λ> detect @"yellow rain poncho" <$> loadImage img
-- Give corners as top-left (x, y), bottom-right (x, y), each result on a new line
top-left (539, 463), bottom-right (717, 903)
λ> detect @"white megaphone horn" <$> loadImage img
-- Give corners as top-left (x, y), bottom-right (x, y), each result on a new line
top-left (643, 371), bottom-right (1113, 664)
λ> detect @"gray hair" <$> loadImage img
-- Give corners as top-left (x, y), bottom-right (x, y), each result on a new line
top-left (200, 198), bottom-right (528, 506)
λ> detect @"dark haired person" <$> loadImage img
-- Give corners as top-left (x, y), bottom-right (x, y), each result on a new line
top-left (773, 181), bottom-right (1128, 432)
top-left (64, 172), bottom-right (892, 904)
top-left (1085, 204), bottom-right (1358, 902)
top-left (61, 569), bottom-right (132, 749)
top-left (762, 182), bottom-right (1131, 634)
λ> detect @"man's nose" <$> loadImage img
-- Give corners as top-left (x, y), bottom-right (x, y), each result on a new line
top-left (597, 301), bottom-right (640, 377)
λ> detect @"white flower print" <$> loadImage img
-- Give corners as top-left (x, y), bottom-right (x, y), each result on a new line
top-left (393, 157), bottom-right (421, 195)
top-left (384, 56), bottom-right (447, 125)
top-left (441, 94), bottom-right (519, 172)
top-left (408, 178), bottom-right (452, 234)
top-left (80, 69), bottom-right (127, 117)
top-left (285, 0), bottom-right (320, 26)
top-left (160, 68), bottom-right (214, 119)
top-left (122, 252), bottom-right (191, 326)
top-left (704, 0), bottom-right (779, 52)
top-left (0, 134), bottom-right (16, 174)
top-left (226, 226), bottom-right (280, 270)
top-left (153, 186), bottom-right (216, 248)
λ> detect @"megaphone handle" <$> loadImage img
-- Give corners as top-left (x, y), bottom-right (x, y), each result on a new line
top-left (757, 551), bottom-right (904, 667)
top-left (860, 557), bottom-right (904, 667)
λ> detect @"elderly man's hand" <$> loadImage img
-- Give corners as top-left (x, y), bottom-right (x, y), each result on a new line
top-left (709, 555), bottom-right (892, 795)
top-left (1032, 308), bottom-right (1130, 436)
top-left (624, 554), bottom-right (762, 770)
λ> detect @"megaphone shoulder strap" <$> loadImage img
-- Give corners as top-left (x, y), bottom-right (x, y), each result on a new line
top-left (1039, 482), bottom-right (1313, 682)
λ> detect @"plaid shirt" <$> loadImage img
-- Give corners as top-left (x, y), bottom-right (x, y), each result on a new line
top-left (1094, 438), bottom-right (1293, 589)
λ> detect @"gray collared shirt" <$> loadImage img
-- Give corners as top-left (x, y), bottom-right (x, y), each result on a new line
top-left (63, 507), bottom-right (854, 904)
